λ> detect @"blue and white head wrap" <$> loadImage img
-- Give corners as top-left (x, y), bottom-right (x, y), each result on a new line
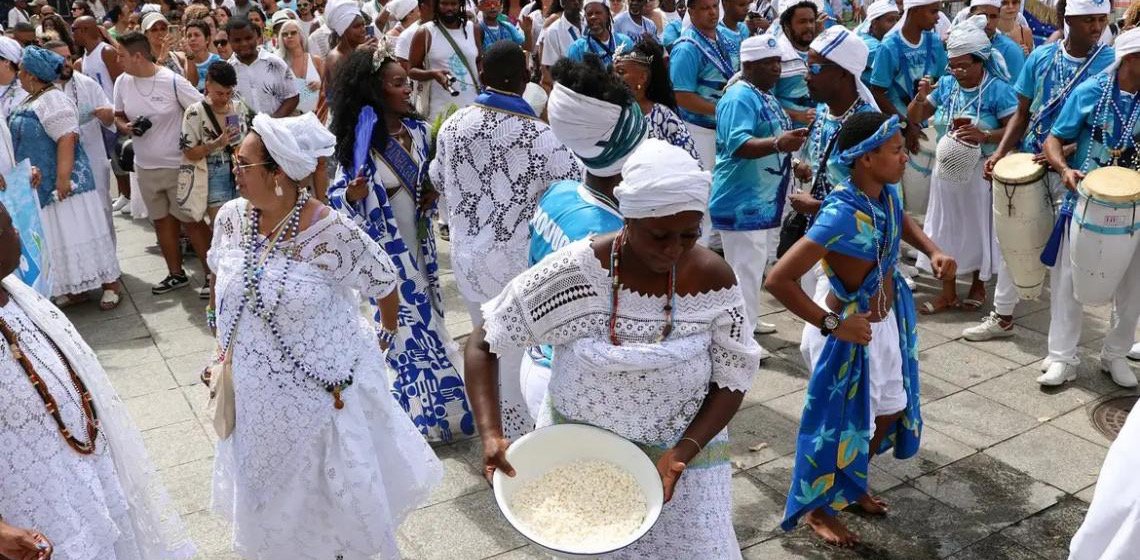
top-left (21, 46), bottom-right (64, 83)
top-left (837, 114), bottom-right (903, 167)
top-left (945, 14), bottom-right (1010, 82)
top-left (547, 82), bottom-right (647, 177)
top-left (810, 26), bottom-right (881, 109)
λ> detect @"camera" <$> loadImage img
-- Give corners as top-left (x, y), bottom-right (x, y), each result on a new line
top-left (131, 115), bottom-right (153, 137)
top-left (444, 75), bottom-right (460, 97)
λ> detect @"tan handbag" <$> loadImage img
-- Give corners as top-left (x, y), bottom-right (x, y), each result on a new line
top-left (176, 155), bottom-right (209, 222)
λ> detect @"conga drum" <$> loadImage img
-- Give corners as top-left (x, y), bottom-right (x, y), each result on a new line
top-left (992, 153), bottom-right (1053, 300)
top-left (1070, 166), bottom-right (1140, 307)
top-left (902, 126), bottom-right (937, 217)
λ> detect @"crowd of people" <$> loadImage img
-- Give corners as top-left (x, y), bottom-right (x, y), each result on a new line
top-left (1, 0), bottom-right (1139, 557)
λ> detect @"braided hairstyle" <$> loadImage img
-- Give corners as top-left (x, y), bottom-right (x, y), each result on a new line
top-left (432, 0), bottom-right (470, 36)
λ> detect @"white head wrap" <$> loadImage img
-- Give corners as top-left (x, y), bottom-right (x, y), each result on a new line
top-left (0, 37), bottom-right (21, 64)
top-left (326, 0), bottom-right (363, 35)
top-left (810, 26), bottom-right (881, 109)
top-left (547, 82), bottom-right (647, 177)
top-left (615, 139), bottom-right (709, 219)
top-left (1065, 0), bottom-right (1110, 16)
top-left (741, 34), bottom-right (781, 62)
top-left (888, 0), bottom-right (939, 36)
top-left (969, 0), bottom-right (1001, 8)
top-left (855, 0), bottom-right (899, 34)
top-left (252, 113), bottom-right (336, 182)
top-left (385, 0), bottom-right (418, 21)
top-left (522, 81), bottom-right (548, 117)
top-left (946, 14), bottom-right (1010, 80)
top-left (1115, 27), bottom-right (1140, 63)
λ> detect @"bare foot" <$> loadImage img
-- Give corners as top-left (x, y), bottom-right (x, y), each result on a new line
top-left (805, 508), bottom-right (861, 547)
top-left (854, 493), bottom-right (888, 515)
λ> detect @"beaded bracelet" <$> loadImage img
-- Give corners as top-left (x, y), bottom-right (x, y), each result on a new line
top-left (205, 306), bottom-right (217, 330)
top-left (377, 326), bottom-right (397, 347)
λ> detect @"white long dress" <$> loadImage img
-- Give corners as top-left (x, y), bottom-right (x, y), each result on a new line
top-left (483, 240), bottom-right (764, 558)
top-left (208, 199), bottom-right (443, 560)
top-left (0, 276), bottom-right (195, 560)
top-left (1068, 409), bottom-right (1140, 560)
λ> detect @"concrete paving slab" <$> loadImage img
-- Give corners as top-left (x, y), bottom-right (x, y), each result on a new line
top-left (921, 391), bottom-right (1038, 450)
top-left (984, 425), bottom-right (1107, 494)
top-left (1000, 497), bottom-right (1089, 560)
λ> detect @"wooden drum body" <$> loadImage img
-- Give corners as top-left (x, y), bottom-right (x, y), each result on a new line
top-left (1070, 166), bottom-right (1140, 307)
top-left (992, 153), bottom-right (1053, 300)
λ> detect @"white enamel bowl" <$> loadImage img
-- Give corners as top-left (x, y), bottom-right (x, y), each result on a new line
top-left (491, 424), bottom-right (665, 559)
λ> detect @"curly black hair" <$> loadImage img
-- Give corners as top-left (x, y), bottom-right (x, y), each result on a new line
top-left (329, 48), bottom-right (410, 171)
top-left (551, 53), bottom-right (634, 107)
top-left (779, 0), bottom-right (817, 28)
top-left (837, 111), bottom-right (891, 154)
top-left (432, 0), bottom-right (469, 37)
top-left (630, 38), bottom-right (676, 111)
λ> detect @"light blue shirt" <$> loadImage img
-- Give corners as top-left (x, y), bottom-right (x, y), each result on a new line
top-left (774, 45), bottom-right (811, 124)
top-left (1051, 71), bottom-right (1140, 174)
top-left (803, 99), bottom-right (877, 202)
top-left (1013, 42), bottom-right (1115, 154)
top-left (718, 20), bottom-right (750, 57)
top-left (669, 26), bottom-right (740, 130)
top-left (927, 73), bottom-right (1018, 157)
top-left (565, 32), bottom-right (635, 67)
top-left (711, 82), bottom-right (792, 231)
top-left (479, 19), bottom-right (526, 50)
top-left (194, 53), bottom-right (221, 91)
top-left (663, 18), bottom-right (684, 50)
top-left (869, 29), bottom-right (948, 117)
top-left (858, 32), bottom-right (882, 86)
top-left (991, 32), bottom-right (1026, 82)
top-left (529, 181), bottom-right (623, 266)
top-left (613, 11), bottom-right (657, 41)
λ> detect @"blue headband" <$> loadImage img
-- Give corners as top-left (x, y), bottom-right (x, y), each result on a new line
top-left (837, 115), bottom-right (902, 167)
top-left (578, 101), bottom-right (647, 172)
top-left (21, 46), bottom-right (64, 83)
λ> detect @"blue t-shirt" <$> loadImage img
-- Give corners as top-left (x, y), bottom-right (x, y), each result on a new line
top-left (669, 26), bottom-right (740, 130)
top-left (711, 82), bottom-right (792, 231)
top-left (869, 29), bottom-right (948, 116)
top-left (613, 11), bottom-right (657, 40)
top-left (529, 180), bottom-right (624, 266)
top-left (718, 20), bottom-right (751, 57)
top-left (927, 74), bottom-right (1019, 157)
top-left (1050, 71), bottom-right (1140, 174)
top-left (804, 99), bottom-right (878, 201)
top-left (991, 32), bottom-right (1026, 82)
top-left (858, 32), bottom-right (882, 86)
top-left (663, 18), bottom-right (684, 50)
top-left (480, 19), bottom-right (526, 50)
top-left (195, 53), bottom-right (222, 91)
top-left (566, 32), bottom-right (635, 67)
top-left (1014, 42), bottom-right (1115, 153)
top-left (774, 47), bottom-right (811, 122)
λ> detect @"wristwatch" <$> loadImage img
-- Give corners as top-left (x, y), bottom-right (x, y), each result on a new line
top-left (819, 312), bottom-right (841, 337)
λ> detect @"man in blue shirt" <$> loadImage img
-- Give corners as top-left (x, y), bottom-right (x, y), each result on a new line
top-left (670, 0), bottom-right (739, 169)
top-left (614, 0), bottom-right (657, 41)
top-left (856, 0), bottom-right (901, 86)
top-left (969, 0), bottom-right (1114, 361)
top-left (773, 1), bottom-right (818, 126)
top-left (712, 34), bottom-right (808, 336)
top-left (720, 0), bottom-right (753, 55)
top-left (566, 0), bottom-right (635, 67)
top-left (869, 0), bottom-right (947, 153)
top-left (1039, 30), bottom-right (1140, 389)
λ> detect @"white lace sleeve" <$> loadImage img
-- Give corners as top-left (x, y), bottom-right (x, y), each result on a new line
top-left (206, 199), bottom-right (244, 272)
top-left (482, 241), bottom-right (608, 354)
top-left (709, 287), bottom-right (762, 393)
top-left (32, 90), bottom-right (79, 142)
top-left (312, 210), bottom-right (398, 299)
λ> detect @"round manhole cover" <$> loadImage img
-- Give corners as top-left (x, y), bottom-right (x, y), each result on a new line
top-left (1091, 396), bottom-right (1138, 441)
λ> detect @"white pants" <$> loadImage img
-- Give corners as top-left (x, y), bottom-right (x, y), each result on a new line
top-left (689, 123), bottom-right (716, 171)
top-left (992, 257), bottom-right (1019, 317)
top-left (1048, 237), bottom-right (1140, 363)
top-left (467, 300), bottom-right (531, 439)
top-left (800, 278), bottom-right (907, 428)
top-left (718, 229), bottom-right (771, 329)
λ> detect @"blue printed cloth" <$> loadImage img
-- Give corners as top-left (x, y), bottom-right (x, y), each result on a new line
top-left (782, 180), bottom-right (922, 530)
top-left (1013, 42), bottom-right (1114, 154)
top-left (669, 26), bottom-right (740, 130)
top-left (869, 29), bottom-right (948, 116)
top-left (1050, 70), bottom-right (1140, 173)
top-left (479, 18), bottom-right (526, 49)
top-left (710, 81), bottom-right (792, 231)
top-left (328, 117), bottom-right (475, 443)
top-left (8, 101), bottom-right (96, 208)
top-left (803, 99), bottom-right (877, 205)
top-left (566, 31), bottom-right (635, 67)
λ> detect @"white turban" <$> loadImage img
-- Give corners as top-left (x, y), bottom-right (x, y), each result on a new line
top-left (252, 113), bottom-right (336, 182)
top-left (385, 0), bottom-right (418, 21)
top-left (326, 0), bottom-right (363, 35)
top-left (0, 37), bottom-right (21, 65)
top-left (522, 81), bottom-right (548, 117)
top-left (547, 82), bottom-right (647, 177)
top-left (946, 14), bottom-right (1011, 80)
top-left (810, 26), bottom-right (881, 109)
top-left (1066, 0), bottom-right (1110, 16)
top-left (615, 139), bottom-right (709, 219)
top-left (1115, 27), bottom-right (1140, 63)
top-left (865, 0), bottom-right (899, 22)
top-left (741, 34), bottom-right (781, 63)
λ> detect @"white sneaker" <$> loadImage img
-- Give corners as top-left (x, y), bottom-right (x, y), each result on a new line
top-left (1129, 342), bottom-right (1140, 361)
top-left (962, 312), bottom-right (1015, 341)
top-left (754, 320), bottom-right (777, 335)
top-left (1101, 358), bottom-right (1139, 388)
top-left (1038, 356), bottom-right (1054, 372)
top-left (1037, 361), bottom-right (1077, 386)
top-left (111, 195), bottom-right (129, 211)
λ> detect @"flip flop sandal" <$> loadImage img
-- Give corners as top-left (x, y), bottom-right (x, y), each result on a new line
top-left (919, 299), bottom-right (960, 315)
top-left (52, 294), bottom-right (90, 308)
top-left (99, 289), bottom-right (122, 311)
top-left (961, 298), bottom-right (985, 311)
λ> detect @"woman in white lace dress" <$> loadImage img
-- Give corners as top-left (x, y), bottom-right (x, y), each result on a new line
top-left (207, 113), bottom-right (442, 560)
top-left (0, 201), bottom-right (196, 560)
top-left (466, 140), bottom-right (763, 558)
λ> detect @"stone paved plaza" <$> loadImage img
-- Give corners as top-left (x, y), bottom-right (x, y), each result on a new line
top-left (70, 211), bottom-right (1140, 560)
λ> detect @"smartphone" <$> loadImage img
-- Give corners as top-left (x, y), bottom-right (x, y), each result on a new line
top-left (366, 25), bottom-right (375, 37)
top-left (225, 114), bottom-right (240, 141)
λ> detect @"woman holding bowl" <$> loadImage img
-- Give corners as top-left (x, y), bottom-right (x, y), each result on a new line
top-left (467, 138), bottom-right (763, 557)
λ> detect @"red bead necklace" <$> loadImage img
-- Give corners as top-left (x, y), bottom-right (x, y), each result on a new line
top-left (608, 229), bottom-right (676, 346)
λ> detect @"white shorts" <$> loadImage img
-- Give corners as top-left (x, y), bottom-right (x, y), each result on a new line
top-left (799, 274), bottom-right (908, 429)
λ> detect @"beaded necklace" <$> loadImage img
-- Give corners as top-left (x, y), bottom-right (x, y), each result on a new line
top-left (1091, 73), bottom-right (1140, 166)
top-left (690, 27), bottom-right (734, 81)
top-left (0, 314), bottom-right (99, 455)
top-left (854, 187), bottom-right (892, 319)
top-left (1030, 42), bottom-right (1100, 141)
top-left (607, 229), bottom-right (676, 346)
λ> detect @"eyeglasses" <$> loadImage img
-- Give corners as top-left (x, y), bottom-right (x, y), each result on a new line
top-left (386, 77), bottom-right (413, 88)
top-left (214, 39), bottom-right (228, 46)
top-left (808, 62), bottom-right (838, 75)
top-left (280, 30), bottom-right (298, 37)
top-left (232, 161), bottom-right (271, 174)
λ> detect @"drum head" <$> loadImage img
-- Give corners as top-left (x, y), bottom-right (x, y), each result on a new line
top-left (1081, 166), bottom-right (1140, 203)
top-left (993, 153), bottom-right (1044, 183)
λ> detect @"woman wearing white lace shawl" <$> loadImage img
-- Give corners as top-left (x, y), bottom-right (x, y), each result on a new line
top-left (466, 139), bottom-right (764, 558)
top-left (0, 201), bottom-right (195, 560)
top-left (207, 113), bottom-right (442, 560)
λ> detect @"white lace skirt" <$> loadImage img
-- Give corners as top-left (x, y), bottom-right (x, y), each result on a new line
top-left (917, 159), bottom-right (1000, 279)
top-left (211, 356), bottom-right (443, 560)
top-left (40, 189), bottom-right (120, 296)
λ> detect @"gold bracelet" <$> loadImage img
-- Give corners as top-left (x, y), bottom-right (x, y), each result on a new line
top-left (679, 437), bottom-right (702, 454)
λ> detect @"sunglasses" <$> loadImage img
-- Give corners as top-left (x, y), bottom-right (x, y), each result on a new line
top-left (214, 39), bottom-right (228, 46)
top-left (808, 62), bottom-right (838, 75)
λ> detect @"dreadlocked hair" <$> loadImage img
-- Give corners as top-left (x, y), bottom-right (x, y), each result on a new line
top-left (432, 0), bottom-right (470, 36)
